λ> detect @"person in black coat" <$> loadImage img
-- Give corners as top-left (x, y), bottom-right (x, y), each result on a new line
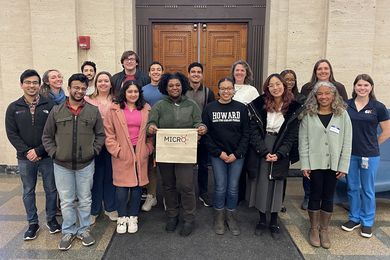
top-left (246, 73), bottom-right (304, 240)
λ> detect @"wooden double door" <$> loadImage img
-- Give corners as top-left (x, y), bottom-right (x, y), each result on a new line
top-left (152, 23), bottom-right (248, 96)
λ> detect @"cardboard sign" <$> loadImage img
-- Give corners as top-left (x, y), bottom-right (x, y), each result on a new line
top-left (156, 128), bottom-right (198, 163)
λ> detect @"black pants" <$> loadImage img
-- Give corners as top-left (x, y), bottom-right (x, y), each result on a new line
top-left (308, 169), bottom-right (338, 212)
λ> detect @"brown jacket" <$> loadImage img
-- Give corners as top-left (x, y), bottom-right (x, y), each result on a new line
top-left (104, 103), bottom-right (154, 187)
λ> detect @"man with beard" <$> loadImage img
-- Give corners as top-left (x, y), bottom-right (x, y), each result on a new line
top-left (186, 62), bottom-right (215, 207)
top-left (42, 73), bottom-right (105, 250)
top-left (81, 61), bottom-right (97, 95)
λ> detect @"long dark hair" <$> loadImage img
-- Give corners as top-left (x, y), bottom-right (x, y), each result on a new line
top-left (308, 59), bottom-right (337, 88)
top-left (280, 69), bottom-right (298, 100)
top-left (352, 74), bottom-right (376, 100)
top-left (262, 73), bottom-right (293, 114)
top-left (158, 72), bottom-right (190, 96)
top-left (114, 80), bottom-right (145, 110)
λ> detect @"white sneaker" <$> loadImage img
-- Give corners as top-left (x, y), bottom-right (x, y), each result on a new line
top-left (142, 194), bottom-right (157, 211)
top-left (116, 217), bottom-right (127, 234)
top-left (90, 215), bottom-right (97, 225)
top-left (128, 216), bottom-right (138, 233)
top-left (105, 210), bottom-right (118, 221)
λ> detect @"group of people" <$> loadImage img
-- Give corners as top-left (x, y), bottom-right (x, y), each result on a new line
top-left (5, 50), bottom-right (390, 252)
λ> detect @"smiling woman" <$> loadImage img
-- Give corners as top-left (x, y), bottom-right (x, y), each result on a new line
top-left (39, 69), bottom-right (66, 105)
top-left (299, 81), bottom-right (352, 249)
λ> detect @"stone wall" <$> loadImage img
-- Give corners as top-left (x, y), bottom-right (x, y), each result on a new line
top-left (1, 0), bottom-right (389, 166)
top-left (265, 0), bottom-right (390, 103)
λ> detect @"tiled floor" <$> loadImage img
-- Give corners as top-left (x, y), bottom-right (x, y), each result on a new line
top-left (1, 173), bottom-right (390, 259)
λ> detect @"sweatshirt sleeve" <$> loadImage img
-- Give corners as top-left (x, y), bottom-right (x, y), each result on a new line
top-left (192, 102), bottom-right (207, 130)
top-left (146, 104), bottom-right (160, 136)
top-left (201, 106), bottom-right (222, 157)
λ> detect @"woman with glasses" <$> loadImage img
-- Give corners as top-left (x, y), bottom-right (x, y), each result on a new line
top-left (247, 73), bottom-right (304, 239)
top-left (202, 78), bottom-right (250, 236)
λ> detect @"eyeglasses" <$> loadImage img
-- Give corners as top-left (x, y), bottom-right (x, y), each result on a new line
top-left (219, 87), bottom-right (234, 91)
top-left (23, 81), bottom-right (40, 85)
top-left (124, 58), bottom-right (136, 63)
top-left (285, 79), bottom-right (296, 83)
top-left (72, 86), bottom-right (88, 92)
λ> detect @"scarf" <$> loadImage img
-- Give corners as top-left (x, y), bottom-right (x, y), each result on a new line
top-left (49, 88), bottom-right (66, 104)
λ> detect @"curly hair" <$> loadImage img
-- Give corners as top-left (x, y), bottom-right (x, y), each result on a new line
top-left (229, 60), bottom-right (253, 85)
top-left (280, 69), bottom-right (298, 100)
top-left (303, 81), bottom-right (346, 117)
top-left (90, 71), bottom-right (116, 98)
top-left (262, 73), bottom-right (294, 114)
top-left (158, 72), bottom-right (190, 96)
top-left (114, 80), bottom-right (145, 110)
top-left (352, 74), bottom-right (376, 100)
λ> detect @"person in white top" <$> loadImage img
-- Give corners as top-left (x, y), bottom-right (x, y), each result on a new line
top-left (229, 60), bottom-right (259, 105)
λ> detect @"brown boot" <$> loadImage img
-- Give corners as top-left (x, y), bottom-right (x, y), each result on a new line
top-left (214, 208), bottom-right (225, 235)
top-left (319, 210), bottom-right (332, 249)
top-left (226, 209), bottom-right (240, 236)
top-left (308, 210), bottom-right (320, 247)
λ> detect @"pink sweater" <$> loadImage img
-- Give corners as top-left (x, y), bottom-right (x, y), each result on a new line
top-left (123, 103), bottom-right (142, 146)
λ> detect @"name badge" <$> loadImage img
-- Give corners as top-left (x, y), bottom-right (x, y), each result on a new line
top-left (329, 125), bottom-right (340, 134)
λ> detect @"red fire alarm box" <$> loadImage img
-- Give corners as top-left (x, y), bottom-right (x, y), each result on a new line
top-left (79, 36), bottom-right (90, 49)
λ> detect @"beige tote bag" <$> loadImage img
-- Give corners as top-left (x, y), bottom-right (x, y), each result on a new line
top-left (156, 128), bottom-right (198, 163)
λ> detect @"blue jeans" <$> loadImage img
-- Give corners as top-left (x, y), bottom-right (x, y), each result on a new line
top-left (347, 155), bottom-right (380, 226)
top-left (303, 177), bottom-right (310, 200)
top-left (91, 146), bottom-right (116, 215)
top-left (210, 155), bottom-right (245, 210)
top-left (197, 140), bottom-right (209, 195)
top-left (54, 161), bottom-right (94, 235)
top-left (18, 157), bottom-right (57, 224)
top-left (116, 186), bottom-right (142, 217)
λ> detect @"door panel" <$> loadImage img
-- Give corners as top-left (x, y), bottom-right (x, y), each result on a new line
top-left (153, 23), bottom-right (248, 97)
top-left (201, 23), bottom-right (248, 96)
top-left (152, 24), bottom-right (198, 75)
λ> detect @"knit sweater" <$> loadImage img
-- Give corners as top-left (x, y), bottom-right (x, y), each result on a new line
top-left (299, 110), bottom-right (352, 173)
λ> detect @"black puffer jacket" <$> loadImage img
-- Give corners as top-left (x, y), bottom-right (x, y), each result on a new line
top-left (246, 94), bottom-right (304, 180)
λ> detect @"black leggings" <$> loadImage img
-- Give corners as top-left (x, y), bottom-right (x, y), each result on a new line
top-left (308, 169), bottom-right (338, 213)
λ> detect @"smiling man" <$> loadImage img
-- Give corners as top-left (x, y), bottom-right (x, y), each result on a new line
top-left (112, 50), bottom-right (150, 92)
top-left (186, 62), bottom-right (215, 207)
top-left (42, 73), bottom-right (105, 250)
top-left (81, 61), bottom-right (97, 95)
top-left (6, 69), bottom-right (59, 241)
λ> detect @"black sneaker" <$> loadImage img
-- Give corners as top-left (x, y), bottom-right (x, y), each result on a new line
top-left (166, 217), bottom-right (179, 232)
top-left (361, 226), bottom-right (372, 238)
top-left (46, 217), bottom-right (61, 234)
top-left (77, 230), bottom-right (95, 246)
top-left (199, 193), bottom-right (213, 207)
top-left (24, 224), bottom-right (40, 240)
top-left (341, 220), bottom-right (361, 232)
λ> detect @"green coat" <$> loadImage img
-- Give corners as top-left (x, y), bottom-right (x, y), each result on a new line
top-left (146, 95), bottom-right (206, 134)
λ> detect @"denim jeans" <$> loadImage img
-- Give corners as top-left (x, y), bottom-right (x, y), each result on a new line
top-left (18, 157), bottom-right (57, 224)
top-left (116, 186), bottom-right (142, 217)
top-left (91, 146), bottom-right (116, 215)
top-left (347, 155), bottom-right (380, 226)
top-left (197, 140), bottom-right (209, 195)
top-left (210, 155), bottom-right (245, 210)
top-left (54, 161), bottom-right (94, 235)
